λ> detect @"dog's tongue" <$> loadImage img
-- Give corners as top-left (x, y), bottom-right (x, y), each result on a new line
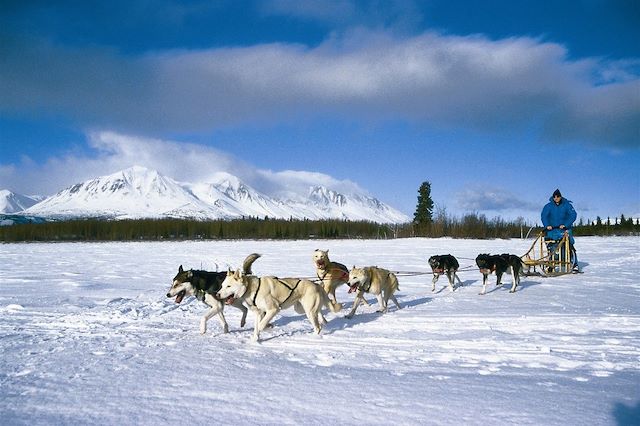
top-left (175, 291), bottom-right (185, 304)
top-left (348, 284), bottom-right (358, 293)
top-left (225, 296), bottom-right (235, 305)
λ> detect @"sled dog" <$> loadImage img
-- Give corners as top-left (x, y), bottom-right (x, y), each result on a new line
top-left (166, 253), bottom-right (261, 334)
top-left (346, 266), bottom-right (401, 319)
top-left (428, 254), bottom-right (463, 292)
top-left (216, 268), bottom-right (342, 342)
top-left (475, 253), bottom-right (523, 295)
top-left (312, 249), bottom-right (359, 304)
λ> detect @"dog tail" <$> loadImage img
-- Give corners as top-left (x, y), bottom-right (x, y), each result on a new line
top-left (320, 287), bottom-right (342, 312)
top-left (242, 253), bottom-right (261, 275)
top-left (390, 272), bottom-right (400, 292)
top-left (518, 259), bottom-right (526, 276)
top-left (328, 300), bottom-right (343, 313)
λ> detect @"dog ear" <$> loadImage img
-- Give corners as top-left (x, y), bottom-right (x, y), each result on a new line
top-left (179, 265), bottom-right (183, 273)
top-left (234, 269), bottom-right (243, 280)
top-left (365, 267), bottom-right (372, 281)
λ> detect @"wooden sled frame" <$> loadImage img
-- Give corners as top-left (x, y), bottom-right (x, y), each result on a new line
top-left (521, 231), bottom-right (575, 277)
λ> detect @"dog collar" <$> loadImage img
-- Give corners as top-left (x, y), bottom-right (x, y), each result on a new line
top-left (359, 280), bottom-right (371, 292)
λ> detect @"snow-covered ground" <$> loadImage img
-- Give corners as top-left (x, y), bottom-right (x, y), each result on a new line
top-left (1, 237), bottom-right (639, 425)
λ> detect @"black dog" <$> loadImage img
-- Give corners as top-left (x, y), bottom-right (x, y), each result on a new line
top-left (428, 254), bottom-right (462, 292)
top-left (475, 253), bottom-right (523, 295)
top-left (166, 253), bottom-right (260, 334)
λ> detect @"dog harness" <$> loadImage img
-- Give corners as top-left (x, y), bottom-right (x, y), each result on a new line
top-left (357, 271), bottom-right (394, 293)
top-left (316, 265), bottom-right (349, 283)
top-left (249, 277), bottom-right (302, 308)
top-left (189, 270), bottom-right (223, 303)
top-left (277, 279), bottom-right (301, 306)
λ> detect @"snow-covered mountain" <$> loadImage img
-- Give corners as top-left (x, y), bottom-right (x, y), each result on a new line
top-left (0, 190), bottom-right (41, 213)
top-left (19, 166), bottom-right (409, 223)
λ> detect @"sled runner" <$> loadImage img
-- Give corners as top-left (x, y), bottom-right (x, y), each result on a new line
top-left (521, 231), bottom-right (577, 277)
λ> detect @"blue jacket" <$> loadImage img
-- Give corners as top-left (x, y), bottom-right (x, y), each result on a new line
top-left (541, 196), bottom-right (577, 241)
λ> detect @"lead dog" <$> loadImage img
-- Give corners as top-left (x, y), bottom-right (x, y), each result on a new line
top-left (475, 253), bottom-right (523, 295)
top-left (428, 254), bottom-right (463, 292)
top-left (216, 268), bottom-right (342, 342)
top-left (166, 253), bottom-right (261, 334)
top-left (346, 266), bottom-right (401, 319)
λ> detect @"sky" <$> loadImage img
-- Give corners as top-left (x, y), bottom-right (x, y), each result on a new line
top-left (1, 0), bottom-right (639, 224)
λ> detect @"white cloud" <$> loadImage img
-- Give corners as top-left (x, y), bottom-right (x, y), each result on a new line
top-left (0, 132), bottom-right (365, 199)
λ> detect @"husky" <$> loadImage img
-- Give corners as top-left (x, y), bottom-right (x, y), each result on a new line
top-left (216, 268), bottom-right (342, 342)
top-left (475, 253), bottom-right (524, 295)
top-left (166, 253), bottom-right (261, 334)
top-left (428, 254), bottom-right (463, 292)
top-left (312, 249), bottom-right (363, 305)
top-left (345, 266), bottom-right (401, 319)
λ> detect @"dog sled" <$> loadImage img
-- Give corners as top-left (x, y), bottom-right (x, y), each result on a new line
top-left (521, 231), bottom-right (577, 277)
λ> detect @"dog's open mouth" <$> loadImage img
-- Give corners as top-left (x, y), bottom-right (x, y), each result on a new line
top-left (224, 295), bottom-right (235, 305)
top-left (479, 268), bottom-right (491, 274)
top-left (316, 260), bottom-right (325, 268)
top-left (348, 283), bottom-right (359, 293)
top-left (174, 290), bottom-right (186, 304)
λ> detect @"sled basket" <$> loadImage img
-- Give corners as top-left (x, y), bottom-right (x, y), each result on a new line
top-left (521, 231), bottom-right (575, 277)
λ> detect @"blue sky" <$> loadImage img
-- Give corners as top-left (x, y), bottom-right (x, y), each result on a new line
top-left (1, 0), bottom-right (638, 224)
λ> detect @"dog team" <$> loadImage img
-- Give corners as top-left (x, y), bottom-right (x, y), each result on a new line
top-left (166, 249), bottom-right (523, 341)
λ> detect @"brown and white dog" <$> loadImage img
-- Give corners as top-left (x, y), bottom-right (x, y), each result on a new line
top-left (312, 249), bottom-right (351, 304)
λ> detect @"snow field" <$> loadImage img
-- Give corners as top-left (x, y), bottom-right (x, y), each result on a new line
top-left (1, 237), bottom-right (639, 425)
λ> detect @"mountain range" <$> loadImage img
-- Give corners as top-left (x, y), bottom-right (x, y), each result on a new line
top-left (1, 166), bottom-right (409, 223)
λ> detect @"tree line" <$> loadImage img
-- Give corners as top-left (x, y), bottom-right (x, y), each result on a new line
top-left (2, 213), bottom-right (636, 242)
top-left (1, 181), bottom-right (637, 242)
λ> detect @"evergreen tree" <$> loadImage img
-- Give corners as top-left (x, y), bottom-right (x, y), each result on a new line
top-left (413, 181), bottom-right (434, 226)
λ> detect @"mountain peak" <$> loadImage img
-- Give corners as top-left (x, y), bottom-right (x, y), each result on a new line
top-left (0, 190), bottom-right (41, 214)
top-left (19, 167), bottom-right (410, 223)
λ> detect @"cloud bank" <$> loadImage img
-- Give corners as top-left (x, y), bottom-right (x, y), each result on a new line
top-left (1, 30), bottom-right (638, 148)
top-left (455, 186), bottom-right (539, 213)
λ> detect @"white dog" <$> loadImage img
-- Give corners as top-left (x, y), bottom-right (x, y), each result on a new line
top-left (346, 266), bottom-right (401, 319)
top-left (217, 268), bottom-right (342, 342)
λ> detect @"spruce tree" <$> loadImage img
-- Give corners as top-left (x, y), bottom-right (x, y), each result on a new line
top-left (414, 181), bottom-right (434, 226)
